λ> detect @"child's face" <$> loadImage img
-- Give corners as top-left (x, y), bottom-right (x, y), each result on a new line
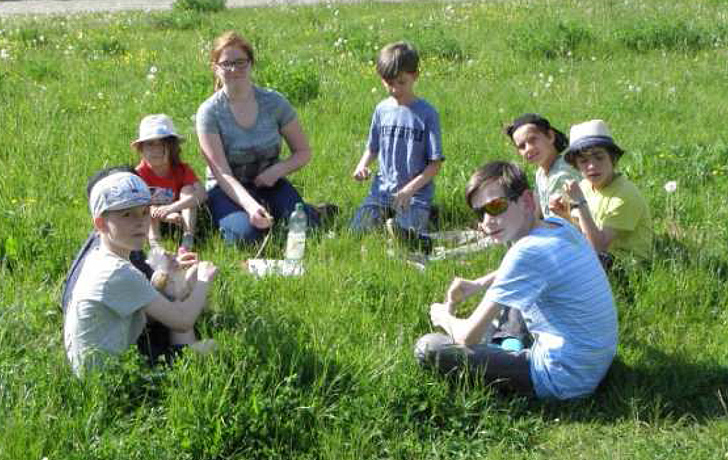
top-left (140, 139), bottom-right (168, 169)
top-left (511, 124), bottom-right (557, 168)
top-left (574, 146), bottom-right (615, 189)
top-left (380, 71), bottom-right (417, 102)
top-left (97, 205), bottom-right (151, 256)
top-left (471, 181), bottom-right (532, 245)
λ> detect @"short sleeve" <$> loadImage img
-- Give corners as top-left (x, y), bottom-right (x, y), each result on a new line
top-left (103, 265), bottom-right (160, 317)
top-left (179, 163), bottom-right (200, 187)
top-left (366, 109), bottom-right (380, 153)
top-left (484, 242), bottom-right (549, 311)
top-left (426, 108), bottom-right (444, 161)
top-left (196, 96), bottom-right (220, 135)
top-left (601, 196), bottom-right (643, 232)
top-left (267, 90), bottom-right (296, 128)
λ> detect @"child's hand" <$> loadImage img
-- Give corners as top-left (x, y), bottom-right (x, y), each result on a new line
top-left (249, 206), bottom-right (273, 230)
top-left (445, 277), bottom-right (479, 309)
top-left (176, 251), bottom-right (199, 268)
top-left (196, 261), bottom-right (218, 283)
top-left (151, 205), bottom-right (176, 220)
top-left (548, 195), bottom-right (569, 218)
top-left (562, 180), bottom-right (585, 203)
top-left (393, 187), bottom-right (414, 211)
top-left (352, 166), bottom-right (371, 181)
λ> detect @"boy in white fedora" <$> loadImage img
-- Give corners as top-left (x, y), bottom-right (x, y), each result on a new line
top-left (132, 114), bottom-right (206, 253)
top-left (63, 168), bottom-right (217, 376)
top-left (551, 119), bottom-right (653, 264)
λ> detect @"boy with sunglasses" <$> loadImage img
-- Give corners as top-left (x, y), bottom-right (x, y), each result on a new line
top-left (414, 161), bottom-right (617, 399)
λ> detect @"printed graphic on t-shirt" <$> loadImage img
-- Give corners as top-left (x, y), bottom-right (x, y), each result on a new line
top-left (380, 125), bottom-right (424, 143)
top-left (149, 187), bottom-right (174, 205)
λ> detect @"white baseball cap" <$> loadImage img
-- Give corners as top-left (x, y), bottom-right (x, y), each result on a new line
top-left (88, 172), bottom-right (151, 217)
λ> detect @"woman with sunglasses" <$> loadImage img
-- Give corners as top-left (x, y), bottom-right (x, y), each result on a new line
top-left (196, 31), bottom-right (326, 245)
top-left (414, 161), bottom-right (617, 400)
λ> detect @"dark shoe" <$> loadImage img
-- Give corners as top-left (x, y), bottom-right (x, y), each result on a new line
top-left (385, 218), bottom-right (433, 255)
top-left (312, 203), bottom-right (340, 223)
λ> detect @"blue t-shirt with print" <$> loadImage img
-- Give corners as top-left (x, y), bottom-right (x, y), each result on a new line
top-left (366, 97), bottom-right (444, 207)
top-left (484, 218), bottom-right (618, 399)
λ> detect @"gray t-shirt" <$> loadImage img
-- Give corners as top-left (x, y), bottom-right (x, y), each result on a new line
top-left (64, 246), bottom-right (160, 376)
top-left (196, 86), bottom-right (297, 189)
top-left (534, 155), bottom-right (581, 218)
top-left (366, 97), bottom-right (444, 207)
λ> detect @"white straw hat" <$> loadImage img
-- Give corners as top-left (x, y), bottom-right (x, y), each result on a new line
top-left (130, 114), bottom-right (184, 148)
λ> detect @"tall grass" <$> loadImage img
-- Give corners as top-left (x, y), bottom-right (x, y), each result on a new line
top-left (1, 0), bottom-right (728, 458)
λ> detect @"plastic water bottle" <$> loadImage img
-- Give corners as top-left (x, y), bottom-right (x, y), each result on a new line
top-left (285, 203), bottom-right (307, 260)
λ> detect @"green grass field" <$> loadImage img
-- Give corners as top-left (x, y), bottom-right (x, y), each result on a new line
top-left (1, 0), bottom-right (728, 458)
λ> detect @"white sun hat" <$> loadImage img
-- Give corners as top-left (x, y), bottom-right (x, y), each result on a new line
top-left (130, 114), bottom-right (184, 148)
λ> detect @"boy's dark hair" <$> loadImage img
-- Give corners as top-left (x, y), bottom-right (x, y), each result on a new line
top-left (465, 161), bottom-right (530, 209)
top-left (376, 41), bottom-right (419, 80)
top-left (564, 145), bottom-right (622, 169)
top-left (86, 165), bottom-right (137, 198)
top-left (505, 113), bottom-right (569, 153)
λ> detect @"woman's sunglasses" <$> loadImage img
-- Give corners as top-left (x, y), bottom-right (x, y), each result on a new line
top-left (473, 196), bottom-right (511, 217)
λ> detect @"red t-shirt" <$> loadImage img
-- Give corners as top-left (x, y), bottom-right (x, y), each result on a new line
top-left (135, 161), bottom-right (200, 205)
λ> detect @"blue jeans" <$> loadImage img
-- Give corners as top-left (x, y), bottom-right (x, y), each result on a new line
top-left (207, 179), bottom-right (319, 245)
top-left (350, 192), bottom-right (430, 234)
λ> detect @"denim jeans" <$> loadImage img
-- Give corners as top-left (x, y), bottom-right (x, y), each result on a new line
top-left (207, 179), bottom-right (319, 245)
top-left (414, 332), bottom-right (534, 395)
top-left (350, 191), bottom-right (430, 234)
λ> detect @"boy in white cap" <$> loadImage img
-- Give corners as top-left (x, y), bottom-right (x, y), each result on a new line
top-left (132, 114), bottom-right (206, 253)
top-left (63, 168), bottom-right (217, 376)
top-left (551, 120), bottom-right (653, 264)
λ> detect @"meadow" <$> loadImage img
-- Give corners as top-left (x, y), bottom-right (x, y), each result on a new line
top-left (1, 0), bottom-right (728, 458)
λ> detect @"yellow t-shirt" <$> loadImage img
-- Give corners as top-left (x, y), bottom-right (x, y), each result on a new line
top-left (581, 174), bottom-right (653, 261)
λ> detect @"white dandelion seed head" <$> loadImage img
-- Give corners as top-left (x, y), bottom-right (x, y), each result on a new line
top-left (664, 181), bottom-right (677, 193)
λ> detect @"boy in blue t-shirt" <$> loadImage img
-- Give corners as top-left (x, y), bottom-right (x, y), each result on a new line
top-left (351, 41), bottom-right (444, 236)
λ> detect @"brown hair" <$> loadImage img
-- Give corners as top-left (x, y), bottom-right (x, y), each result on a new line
top-left (376, 41), bottom-right (419, 80)
top-left (465, 161), bottom-right (530, 209)
top-left (209, 31), bottom-right (255, 91)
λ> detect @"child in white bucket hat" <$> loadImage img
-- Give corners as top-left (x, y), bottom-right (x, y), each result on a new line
top-left (132, 114), bottom-right (206, 253)
top-left (63, 167), bottom-right (218, 376)
top-left (551, 120), bottom-right (653, 265)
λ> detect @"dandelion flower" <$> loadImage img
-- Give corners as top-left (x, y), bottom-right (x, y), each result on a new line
top-left (149, 65), bottom-right (158, 74)
top-left (664, 181), bottom-right (677, 193)
top-left (0, 49), bottom-right (9, 60)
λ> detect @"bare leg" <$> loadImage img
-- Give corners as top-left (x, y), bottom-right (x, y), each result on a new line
top-left (180, 186), bottom-right (198, 251)
top-left (149, 217), bottom-right (163, 248)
